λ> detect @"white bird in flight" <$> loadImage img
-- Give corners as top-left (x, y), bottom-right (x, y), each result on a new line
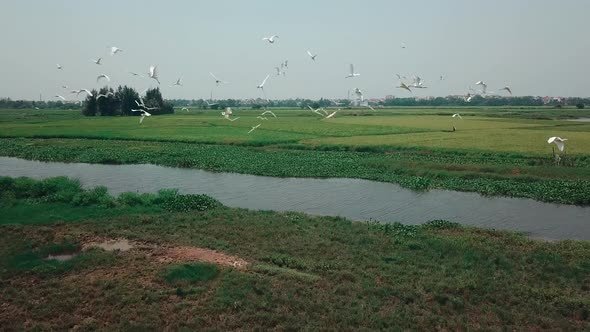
top-left (97, 91), bottom-right (114, 100)
top-left (132, 109), bottom-right (151, 124)
top-left (257, 116), bottom-right (268, 120)
top-left (397, 82), bottom-right (412, 93)
top-left (261, 110), bottom-right (277, 118)
top-left (248, 124), bottom-right (261, 133)
top-left (171, 76), bottom-right (183, 87)
top-left (96, 74), bottom-right (110, 83)
top-left (354, 88), bottom-right (364, 101)
top-left (257, 74), bottom-right (270, 90)
top-left (274, 67), bottom-right (285, 76)
top-left (548, 136), bottom-right (568, 152)
top-left (325, 111), bottom-right (338, 119)
top-left (345, 64), bottom-right (360, 78)
top-left (56, 64), bottom-right (63, 70)
top-left (307, 50), bottom-right (318, 61)
top-left (500, 86), bottom-right (512, 95)
top-left (409, 76), bottom-right (428, 88)
top-left (475, 81), bottom-right (488, 94)
top-left (54, 95), bottom-right (66, 101)
top-left (110, 46), bottom-right (123, 56)
top-left (129, 72), bottom-right (140, 77)
top-left (262, 35), bottom-right (279, 43)
top-left (308, 106), bottom-right (327, 116)
top-left (92, 57), bottom-right (102, 65)
top-left (210, 72), bottom-right (228, 85)
top-left (148, 65), bottom-right (160, 84)
top-left (452, 113), bottom-right (463, 119)
top-left (71, 89), bottom-right (93, 97)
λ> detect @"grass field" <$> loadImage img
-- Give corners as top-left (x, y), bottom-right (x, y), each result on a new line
top-left (2, 108), bottom-right (590, 154)
top-left (1, 107), bottom-right (590, 205)
top-left (1, 177), bottom-right (589, 330)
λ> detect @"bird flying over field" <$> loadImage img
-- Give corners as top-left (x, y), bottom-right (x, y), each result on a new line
top-left (171, 76), bottom-right (183, 87)
top-left (257, 74), bottom-right (270, 90)
top-left (210, 72), bottom-right (228, 85)
top-left (500, 86), bottom-right (512, 95)
top-left (257, 116), bottom-right (268, 120)
top-left (132, 109), bottom-right (151, 124)
top-left (475, 81), bottom-right (487, 94)
top-left (96, 74), bottom-right (110, 83)
top-left (307, 50), bottom-right (318, 61)
top-left (325, 111), bottom-right (338, 119)
top-left (97, 91), bottom-right (114, 100)
top-left (397, 82), bottom-right (412, 93)
top-left (148, 65), bottom-right (160, 84)
top-left (110, 46), bottom-right (123, 56)
top-left (56, 64), bottom-right (63, 70)
top-left (452, 113), bottom-right (463, 119)
top-left (275, 67), bottom-right (285, 76)
top-left (345, 64), bottom-right (360, 78)
top-left (54, 95), bottom-right (66, 101)
top-left (262, 35), bottom-right (279, 43)
top-left (409, 76), bottom-right (427, 88)
top-left (248, 124), bottom-right (261, 133)
top-left (92, 58), bottom-right (102, 65)
top-left (71, 89), bottom-right (93, 97)
top-left (181, 107), bottom-right (189, 112)
top-left (548, 136), bottom-right (567, 152)
top-left (354, 88), bottom-right (364, 101)
top-left (261, 110), bottom-right (277, 118)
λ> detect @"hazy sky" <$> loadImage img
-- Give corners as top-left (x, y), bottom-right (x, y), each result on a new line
top-left (1, 0), bottom-right (589, 100)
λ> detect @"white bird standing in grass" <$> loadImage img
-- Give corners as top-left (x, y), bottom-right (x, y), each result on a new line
top-left (262, 35), bottom-right (279, 43)
top-left (345, 64), bottom-right (360, 78)
top-left (96, 74), bottom-right (110, 83)
top-left (307, 50), bottom-right (318, 61)
top-left (132, 109), bottom-right (151, 124)
top-left (148, 65), bottom-right (160, 84)
top-left (248, 124), bottom-right (261, 133)
top-left (92, 57), bottom-right (102, 65)
top-left (110, 46), bottom-right (123, 56)
top-left (210, 72), bottom-right (228, 85)
top-left (548, 136), bottom-right (568, 152)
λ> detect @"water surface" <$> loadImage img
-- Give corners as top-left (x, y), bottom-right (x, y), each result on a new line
top-left (1, 157), bottom-right (588, 241)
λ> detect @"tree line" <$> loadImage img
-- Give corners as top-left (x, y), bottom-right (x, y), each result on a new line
top-left (0, 95), bottom-right (588, 110)
top-left (82, 86), bottom-right (174, 116)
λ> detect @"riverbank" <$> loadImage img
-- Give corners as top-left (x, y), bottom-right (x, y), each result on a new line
top-left (1, 177), bottom-right (589, 330)
top-left (1, 137), bottom-right (589, 205)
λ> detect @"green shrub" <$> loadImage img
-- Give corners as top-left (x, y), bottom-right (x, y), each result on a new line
top-left (423, 220), bottom-right (461, 230)
top-left (71, 186), bottom-right (111, 206)
top-left (161, 194), bottom-right (220, 212)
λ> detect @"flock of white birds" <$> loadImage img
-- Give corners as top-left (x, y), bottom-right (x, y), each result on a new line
top-left (51, 40), bottom-right (568, 150)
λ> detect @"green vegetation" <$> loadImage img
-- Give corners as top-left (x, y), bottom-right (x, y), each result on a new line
top-left (0, 178), bottom-right (589, 330)
top-left (164, 263), bottom-right (220, 285)
top-left (1, 138), bottom-right (589, 205)
top-left (0, 176), bottom-right (221, 222)
top-left (0, 107), bottom-right (589, 205)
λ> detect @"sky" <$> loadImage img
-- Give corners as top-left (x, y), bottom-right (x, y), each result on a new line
top-left (1, 0), bottom-right (589, 101)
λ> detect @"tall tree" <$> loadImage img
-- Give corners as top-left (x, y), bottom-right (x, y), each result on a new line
top-left (96, 87), bottom-right (119, 116)
top-left (82, 90), bottom-right (98, 116)
top-left (144, 88), bottom-right (174, 115)
top-left (117, 86), bottom-right (140, 116)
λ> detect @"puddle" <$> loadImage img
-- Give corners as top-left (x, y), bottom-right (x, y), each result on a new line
top-left (46, 253), bottom-right (77, 261)
top-left (84, 239), bottom-right (134, 252)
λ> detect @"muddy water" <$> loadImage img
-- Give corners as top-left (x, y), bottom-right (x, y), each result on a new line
top-left (1, 157), bottom-right (589, 241)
